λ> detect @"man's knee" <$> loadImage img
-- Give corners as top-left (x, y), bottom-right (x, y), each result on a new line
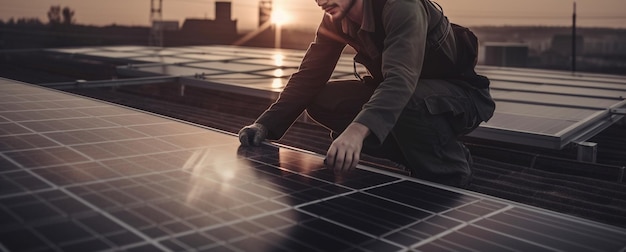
top-left (392, 112), bottom-right (472, 186)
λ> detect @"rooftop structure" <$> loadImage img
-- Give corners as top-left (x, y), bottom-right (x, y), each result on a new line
top-left (45, 45), bottom-right (626, 161)
top-left (2, 77), bottom-right (625, 251)
top-left (1, 45), bottom-right (626, 251)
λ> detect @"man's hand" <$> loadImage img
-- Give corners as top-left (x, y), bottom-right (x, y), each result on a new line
top-left (325, 122), bottom-right (370, 174)
top-left (238, 123), bottom-right (268, 146)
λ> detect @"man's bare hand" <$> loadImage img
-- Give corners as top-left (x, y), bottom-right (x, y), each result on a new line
top-left (325, 122), bottom-right (370, 174)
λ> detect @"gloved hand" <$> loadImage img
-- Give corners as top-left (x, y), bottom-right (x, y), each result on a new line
top-left (238, 123), bottom-right (268, 146)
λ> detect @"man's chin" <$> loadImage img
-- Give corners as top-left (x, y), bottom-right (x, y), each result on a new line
top-left (327, 11), bottom-right (347, 22)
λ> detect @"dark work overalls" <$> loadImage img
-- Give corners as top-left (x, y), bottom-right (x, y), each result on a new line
top-left (256, 0), bottom-right (496, 187)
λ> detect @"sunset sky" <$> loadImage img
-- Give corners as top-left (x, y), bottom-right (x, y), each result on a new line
top-left (0, 0), bottom-right (624, 31)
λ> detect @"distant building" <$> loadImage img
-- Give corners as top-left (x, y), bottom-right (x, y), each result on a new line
top-left (165, 1), bottom-right (238, 46)
top-left (237, 0), bottom-right (277, 48)
top-left (151, 20), bottom-right (179, 46)
top-left (483, 42), bottom-right (529, 67)
top-left (551, 34), bottom-right (584, 56)
top-left (584, 35), bottom-right (626, 56)
top-left (153, 20), bottom-right (179, 31)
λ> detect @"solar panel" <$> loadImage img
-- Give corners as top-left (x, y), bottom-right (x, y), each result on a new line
top-left (44, 45), bottom-right (626, 150)
top-left (471, 65), bottom-right (626, 147)
top-left (2, 78), bottom-right (626, 251)
top-left (475, 66), bottom-right (626, 85)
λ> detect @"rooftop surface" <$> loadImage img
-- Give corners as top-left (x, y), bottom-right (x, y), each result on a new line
top-left (1, 45), bottom-right (626, 251)
top-left (2, 78), bottom-right (626, 251)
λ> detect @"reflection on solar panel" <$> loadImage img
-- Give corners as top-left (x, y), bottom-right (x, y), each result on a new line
top-left (46, 45), bottom-right (626, 151)
top-left (2, 78), bottom-right (626, 251)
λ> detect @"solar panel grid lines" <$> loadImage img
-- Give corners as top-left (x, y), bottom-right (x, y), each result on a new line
top-left (489, 81), bottom-right (626, 100)
top-left (0, 166), bottom-right (54, 198)
top-left (111, 45), bottom-right (356, 85)
top-left (489, 90), bottom-right (622, 109)
top-left (58, 187), bottom-right (173, 251)
top-left (92, 45), bottom-right (626, 151)
top-left (487, 74), bottom-right (626, 91)
top-left (366, 181), bottom-right (626, 251)
top-left (408, 205), bottom-right (517, 250)
top-left (0, 153), bottom-right (23, 172)
top-left (2, 78), bottom-right (626, 251)
top-left (475, 67), bottom-right (626, 87)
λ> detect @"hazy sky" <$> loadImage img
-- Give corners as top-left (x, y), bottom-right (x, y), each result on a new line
top-left (0, 0), bottom-right (624, 30)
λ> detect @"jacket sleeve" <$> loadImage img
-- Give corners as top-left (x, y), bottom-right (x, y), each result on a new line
top-left (255, 15), bottom-right (347, 140)
top-left (353, 0), bottom-right (429, 144)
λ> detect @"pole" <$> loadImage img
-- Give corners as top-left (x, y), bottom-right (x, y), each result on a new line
top-left (572, 1), bottom-right (577, 74)
top-left (149, 0), bottom-right (163, 47)
top-left (275, 23), bottom-right (282, 49)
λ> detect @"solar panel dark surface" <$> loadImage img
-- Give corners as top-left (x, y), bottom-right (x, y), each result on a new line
top-left (82, 45), bottom-right (624, 151)
top-left (2, 79), bottom-right (626, 251)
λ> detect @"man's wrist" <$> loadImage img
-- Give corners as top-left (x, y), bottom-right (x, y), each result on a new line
top-left (346, 122), bottom-right (370, 139)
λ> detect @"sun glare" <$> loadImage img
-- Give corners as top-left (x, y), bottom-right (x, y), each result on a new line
top-left (271, 78), bottom-right (285, 89)
top-left (272, 53), bottom-right (285, 66)
top-left (273, 68), bottom-right (284, 77)
top-left (271, 8), bottom-right (291, 25)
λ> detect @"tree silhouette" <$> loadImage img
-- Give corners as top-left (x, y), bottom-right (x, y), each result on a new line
top-left (47, 5), bottom-right (75, 25)
top-left (17, 18), bottom-right (44, 26)
top-left (62, 7), bottom-right (75, 25)
top-left (47, 5), bottom-right (61, 25)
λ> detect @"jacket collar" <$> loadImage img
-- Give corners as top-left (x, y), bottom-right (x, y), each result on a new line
top-left (339, 0), bottom-right (376, 33)
top-left (360, 0), bottom-right (376, 32)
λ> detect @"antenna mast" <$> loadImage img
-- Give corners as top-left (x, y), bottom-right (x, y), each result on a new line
top-left (259, 0), bottom-right (272, 27)
top-left (150, 0), bottom-right (163, 47)
top-left (572, 1), bottom-right (577, 74)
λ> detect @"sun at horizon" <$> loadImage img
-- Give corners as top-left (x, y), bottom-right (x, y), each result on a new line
top-left (270, 8), bottom-right (291, 25)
